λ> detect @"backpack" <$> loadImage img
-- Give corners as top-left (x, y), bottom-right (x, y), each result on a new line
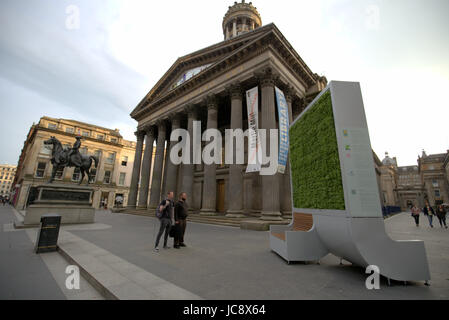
top-left (155, 205), bottom-right (163, 219)
top-left (156, 199), bottom-right (170, 219)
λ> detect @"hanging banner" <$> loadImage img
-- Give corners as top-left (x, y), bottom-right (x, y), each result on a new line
top-left (246, 87), bottom-right (262, 173)
top-left (275, 86), bottom-right (290, 174)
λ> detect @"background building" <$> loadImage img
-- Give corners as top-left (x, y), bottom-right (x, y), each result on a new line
top-left (376, 149), bottom-right (449, 210)
top-left (418, 150), bottom-right (449, 206)
top-left (12, 116), bottom-right (140, 210)
top-left (0, 164), bottom-right (17, 199)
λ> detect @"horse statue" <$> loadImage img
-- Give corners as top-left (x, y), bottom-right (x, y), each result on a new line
top-left (43, 136), bottom-right (98, 185)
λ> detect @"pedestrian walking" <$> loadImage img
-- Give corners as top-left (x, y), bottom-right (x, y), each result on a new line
top-left (422, 201), bottom-right (435, 228)
top-left (173, 192), bottom-right (189, 249)
top-left (410, 204), bottom-right (421, 227)
top-left (154, 191), bottom-right (175, 251)
top-left (436, 204), bottom-right (447, 229)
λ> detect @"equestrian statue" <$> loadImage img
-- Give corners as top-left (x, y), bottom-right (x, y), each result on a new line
top-left (43, 136), bottom-right (98, 185)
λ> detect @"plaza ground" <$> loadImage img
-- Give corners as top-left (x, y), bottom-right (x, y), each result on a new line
top-left (1, 204), bottom-right (448, 299)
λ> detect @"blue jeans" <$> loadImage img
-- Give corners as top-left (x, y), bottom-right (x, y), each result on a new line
top-left (426, 215), bottom-right (433, 227)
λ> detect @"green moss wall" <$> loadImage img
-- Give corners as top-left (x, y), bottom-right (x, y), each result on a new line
top-left (289, 90), bottom-right (345, 210)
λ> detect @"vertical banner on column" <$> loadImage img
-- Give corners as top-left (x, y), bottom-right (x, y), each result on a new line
top-left (275, 86), bottom-right (290, 174)
top-left (246, 86), bottom-right (262, 173)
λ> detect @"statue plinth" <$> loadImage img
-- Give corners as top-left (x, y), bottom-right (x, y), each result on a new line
top-left (24, 184), bottom-right (95, 225)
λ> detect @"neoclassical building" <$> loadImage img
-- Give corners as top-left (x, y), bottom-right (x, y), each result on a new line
top-left (128, 1), bottom-right (327, 221)
top-left (12, 117), bottom-right (141, 210)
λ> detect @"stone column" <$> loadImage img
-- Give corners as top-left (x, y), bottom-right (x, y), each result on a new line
top-left (233, 19), bottom-right (237, 37)
top-left (200, 95), bottom-right (219, 215)
top-left (280, 86), bottom-right (294, 216)
top-left (137, 125), bottom-right (155, 209)
top-left (149, 121), bottom-right (167, 209)
top-left (226, 84), bottom-right (245, 217)
top-left (127, 130), bottom-right (144, 208)
top-left (181, 105), bottom-right (198, 206)
top-left (164, 113), bottom-right (181, 196)
top-left (259, 68), bottom-right (283, 221)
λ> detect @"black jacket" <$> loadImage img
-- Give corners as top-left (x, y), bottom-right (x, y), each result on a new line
top-left (423, 205), bottom-right (435, 216)
top-left (175, 200), bottom-right (188, 220)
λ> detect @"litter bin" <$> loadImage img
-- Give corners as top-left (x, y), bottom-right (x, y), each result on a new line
top-left (35, 214), bottom-right (61, 254)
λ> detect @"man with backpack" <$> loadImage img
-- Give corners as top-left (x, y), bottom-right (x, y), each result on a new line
top-left (154, 191), bottom-right (175, 251)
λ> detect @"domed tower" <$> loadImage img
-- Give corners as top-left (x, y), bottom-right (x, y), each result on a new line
top-left (382, 152), bottom-right (398, 167)
top-left (223, 1), bottom-right (262, 40)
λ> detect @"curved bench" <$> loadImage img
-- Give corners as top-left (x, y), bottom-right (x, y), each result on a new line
top-left (270, 213), bottom-right (328, 263)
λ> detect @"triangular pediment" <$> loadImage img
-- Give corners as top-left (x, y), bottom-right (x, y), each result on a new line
top-left (131, 26), bottom-right (275, 117)
top-left (131, 23), bottom-right (322, 120)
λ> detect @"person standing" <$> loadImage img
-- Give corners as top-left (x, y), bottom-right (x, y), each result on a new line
top-left (436, 204), bottom-right (448, 229)
top-left (411, 204), bottom-right (421, 227)
top-left (154, 191), bottom-right (175, 251)
top-left (174, 192), bottom-right (189, 248)
top-left (422, 201), bottom-right (435, 228)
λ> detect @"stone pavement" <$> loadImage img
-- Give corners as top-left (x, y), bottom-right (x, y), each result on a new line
top-left (65, 210), bottom-right (448, 300)
top-left (3, 203), bottom-right (449, 299)
top-left (0, 205), bottom-right (103, 300)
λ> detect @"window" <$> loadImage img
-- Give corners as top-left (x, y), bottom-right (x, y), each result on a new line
top-left (118, 172), bottom-right (126, 186)
top-left (35, 162), bottom-right (46, 178)
top-left (103, 171), bottom-right (111, 184)
top-left (105, 153), bottom-right (115, 165)
top-left (48, 123), bottom-right (57, 129)
top-left (72, 168), bottom-right (80, 181)
top-left (97, 134), bottom-right (105, 141)
top-left (82, 131), bottom-right (90, 137)
top-left (66, 127), bottom-right (74, 134)
top-left (40, 142), bottom-right (52, 155)
top-left (432, 180), bottom-right (439, 187)
top-left (435, 189), bottom-right (440, 198)
top-left (121, 156), bottom-right (128, 166)
top-left (55, 167), bottom-right (64, 180)
top-left (94, 150), bottom-right (102, 160)
top-left (89, 168), bottom-right (97, 183)
top-left (110, 137), bottom-right (118, 143)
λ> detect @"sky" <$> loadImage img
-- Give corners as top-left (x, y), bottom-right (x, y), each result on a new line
top-left (0, 0), bottom-right (448, 167)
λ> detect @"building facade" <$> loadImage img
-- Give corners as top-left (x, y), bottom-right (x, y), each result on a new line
top-left (396, 165), bottom-right (424, 208)
top-left (12, 117), bottom-right (139, 210)
top-left (128, 1), bottom-right (328, 220)
top-left (418, 150), bottom-right (449, 206)
top-left (376, 150), bottom-right (449, 210)
top-left (0, 164), bottom-right (17, 198)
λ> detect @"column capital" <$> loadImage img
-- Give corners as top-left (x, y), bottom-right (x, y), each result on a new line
top-left (142, 120), bottom-right (155, 131)
top-left (283, 85), bottom-right (296, 103)
top-left (183, 103), bottom-right (199, 117)
top-left (134, 130), bottom-right (145, 141)
top-left (255, 67), bottom-right (278, 88)
top-left (227, 82), bottom-right (243, 100)
top-left (205, 94), bottom-right (219, 110)
top-left (167, 111), bottom-right (182, 121)
top-left (155, 119), bottom-right (167, 132)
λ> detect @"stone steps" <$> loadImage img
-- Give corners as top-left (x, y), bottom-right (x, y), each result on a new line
top-left (118, 209), bottom-right (292, 230)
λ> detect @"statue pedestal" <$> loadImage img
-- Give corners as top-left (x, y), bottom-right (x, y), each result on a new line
top-left (24, 184), bottom-right (95, 226)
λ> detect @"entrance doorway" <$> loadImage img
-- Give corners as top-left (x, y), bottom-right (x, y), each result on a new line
top-left (100, 192), bottom-right (109, 209)
top-left (216, 180), bottom-right (225, 213)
